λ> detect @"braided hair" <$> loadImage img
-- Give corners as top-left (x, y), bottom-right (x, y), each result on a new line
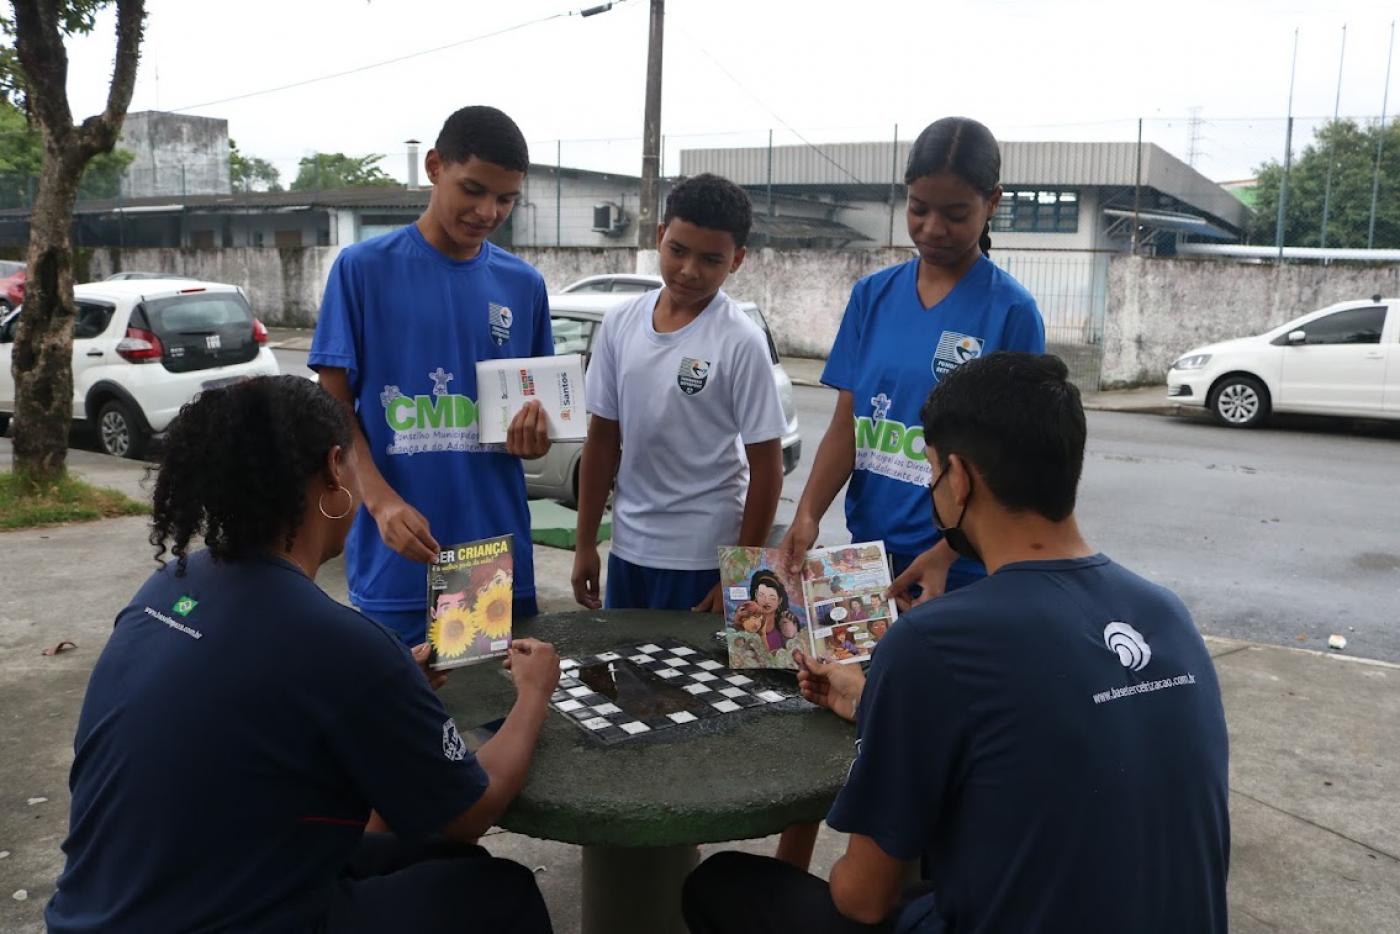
top-left (150, 375), bottom-right (353, 572)
top-left (905, 117), bottom-right (1002, 256)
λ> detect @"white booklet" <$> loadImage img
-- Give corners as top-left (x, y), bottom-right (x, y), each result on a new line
top-left (476, 353), bottom-right (587, 444)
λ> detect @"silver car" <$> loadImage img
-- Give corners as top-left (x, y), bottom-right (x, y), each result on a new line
top-left (525, 277), bottom-right (802, 505)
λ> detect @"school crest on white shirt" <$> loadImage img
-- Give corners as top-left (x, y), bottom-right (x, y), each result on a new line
top-left (677, 356), bottom-right (711, 395)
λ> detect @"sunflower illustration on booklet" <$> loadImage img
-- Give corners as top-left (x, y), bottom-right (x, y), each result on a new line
top-left (718, 541), bottom-right (899, 670)
top-left (426, 534), bottom-right (514, 670)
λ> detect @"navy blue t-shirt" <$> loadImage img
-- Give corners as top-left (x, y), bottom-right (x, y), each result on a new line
top-left (46, 551), bottom-right (489, 933)
top-left (822, 256), bottom-right (1044, 577)
top-left (309, 226), bottom-right (553, 616)
top-left (828, 555), bottom-right (1230, 934)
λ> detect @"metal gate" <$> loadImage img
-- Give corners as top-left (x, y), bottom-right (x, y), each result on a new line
top-left (991, 251), bottom-right (1109, 392)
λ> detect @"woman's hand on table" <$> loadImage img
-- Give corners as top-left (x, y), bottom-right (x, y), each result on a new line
top-left (411, 643), bottom-right (449, 691)
top-left (794, 649), bottom-right (865, 723)
top-left (504, 638), bottom-right (560, 700)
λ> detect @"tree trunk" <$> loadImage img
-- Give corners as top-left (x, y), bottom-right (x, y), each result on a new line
top-left (10, 147), bottom-right (83, 485)
top-left (8, 0), bottom-right (146, 487)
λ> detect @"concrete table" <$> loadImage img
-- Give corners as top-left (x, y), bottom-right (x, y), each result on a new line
top-left (439, 609), bottom-right (856, 934)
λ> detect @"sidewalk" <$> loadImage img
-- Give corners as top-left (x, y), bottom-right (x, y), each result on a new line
top-left (782, 355), bottom-right (1175, 414)
top-left (1, 447), bottom-right (1397, 932)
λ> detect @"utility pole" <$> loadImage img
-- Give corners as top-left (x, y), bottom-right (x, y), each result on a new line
top-left (1320, 24), bottom-right (1347, 249)
top-left (1276, 28), bottom-right (1300, 260)
top-left (1368, 21), bottom-right (1395, 249)
top-left (637, 0), bottom-right (664, 250)
top-left (1186, 106), bottom-right (1204, 167)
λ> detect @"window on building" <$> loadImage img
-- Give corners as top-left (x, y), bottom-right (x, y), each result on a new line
top-left (190, 229), bottom-right (215, 249)
top-left (992, 190), bottom-right (1079, 234)
top-left (274, 229), bottom-right (302, 249)
top-left (316, 226), bottom-right (331, 247)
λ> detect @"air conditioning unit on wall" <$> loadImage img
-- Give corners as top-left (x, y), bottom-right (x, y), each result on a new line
top-left (592, 202), bottom-right (626, 235)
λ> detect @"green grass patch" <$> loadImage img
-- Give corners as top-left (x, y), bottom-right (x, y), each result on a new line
top-left (0, 471), bottom-right (148, 531)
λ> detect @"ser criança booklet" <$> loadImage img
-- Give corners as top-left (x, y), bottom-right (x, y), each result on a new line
top-left (427, 534), bottom-right (514, 671)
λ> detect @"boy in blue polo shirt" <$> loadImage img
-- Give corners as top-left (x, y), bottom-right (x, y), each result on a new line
top-left (570, 174), bottom-right (786, 613)
top-left (685, 354), bottom-right (1230, 934)
top-left (311, 106), bottom-right (552, 644)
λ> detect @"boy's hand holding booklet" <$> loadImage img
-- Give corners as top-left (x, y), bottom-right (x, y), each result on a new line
top-left (476, 354), bottom-right (587, 444)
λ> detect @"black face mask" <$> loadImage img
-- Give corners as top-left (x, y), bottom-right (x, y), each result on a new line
top-left (931, 465), bottom-right (983, 565)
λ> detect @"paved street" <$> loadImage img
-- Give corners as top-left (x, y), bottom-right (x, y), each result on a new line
top-left (275, 345), bottom-right (1400, 662)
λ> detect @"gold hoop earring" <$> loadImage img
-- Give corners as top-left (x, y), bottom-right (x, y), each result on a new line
top-left (318, 486), bottom-right (354, 520)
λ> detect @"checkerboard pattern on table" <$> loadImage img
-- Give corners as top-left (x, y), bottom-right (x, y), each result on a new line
top-left (549, 638), bottom-right (791, 744)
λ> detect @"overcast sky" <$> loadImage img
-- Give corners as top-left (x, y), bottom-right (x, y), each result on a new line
top-left (60, 0), bottom-right (1400, 186)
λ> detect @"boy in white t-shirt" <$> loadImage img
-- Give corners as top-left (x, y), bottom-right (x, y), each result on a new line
top-left (571, 174), bottom-right (786, 612)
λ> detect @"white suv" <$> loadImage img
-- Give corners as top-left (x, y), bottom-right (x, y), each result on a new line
top-left (0, 278), bottom-right (280, 458)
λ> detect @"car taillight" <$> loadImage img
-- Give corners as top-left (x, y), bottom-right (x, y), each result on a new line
top-left (252, 318), bottom-right (268, 344)
top-left (116, 326), bottom-right (163, 362)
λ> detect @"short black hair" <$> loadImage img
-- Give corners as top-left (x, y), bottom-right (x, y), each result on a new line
top-left (663, 173), bottom-right (752, 248)
top-left (435, 105), bottom-right (529, 172)
top-left (920, 352), bottom-right (1085, 521)
top-left (150, 375), bottom-right (353, 571)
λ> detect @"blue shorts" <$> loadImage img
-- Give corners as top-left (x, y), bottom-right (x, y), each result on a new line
top-left (604, 554), bottom-right (720, 611)
top-left (359, 595), bottom-right (540, 646)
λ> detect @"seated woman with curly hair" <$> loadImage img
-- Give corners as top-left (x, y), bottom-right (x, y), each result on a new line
top-left (45, 376), bottom-right (558, 934)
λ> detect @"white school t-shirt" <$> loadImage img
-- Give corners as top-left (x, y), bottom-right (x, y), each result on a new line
top-left (586, 289), bottom-right (787, 570)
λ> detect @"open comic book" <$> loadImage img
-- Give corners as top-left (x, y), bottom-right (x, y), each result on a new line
top-left (427, 535), bottom-right (514, 671)
top-left (718, 541), bottom-right (898, 670)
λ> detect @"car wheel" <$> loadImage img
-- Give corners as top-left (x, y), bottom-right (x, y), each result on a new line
top-left (98, 399), bottom-right (148, 459)
top-left (1209, 375), bottom-right (1269, 428)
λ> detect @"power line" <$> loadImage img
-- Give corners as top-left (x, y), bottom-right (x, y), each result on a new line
top-left (670, 21), bottom-right (868, 186)
top-left (169, 1), bottom-right (633, 113)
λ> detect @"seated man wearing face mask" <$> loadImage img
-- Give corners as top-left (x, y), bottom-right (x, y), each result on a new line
top-left (683, 353), bottom-right (1230, 934)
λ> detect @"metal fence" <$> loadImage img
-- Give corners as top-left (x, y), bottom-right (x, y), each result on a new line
top-left (991, 251), bottom-right (1109, 392)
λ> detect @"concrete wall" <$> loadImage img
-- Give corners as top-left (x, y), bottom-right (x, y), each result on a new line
top-left (86, 246), bottom-right (340, 327)
top-left (117, 112), bottom-right (231, 199)
top-left (727, 248), bottom-right (914, 357)
top-left (513, 247), bottom-right (636, 292)
top-left (1102, 256), bottom-right (1400, 389)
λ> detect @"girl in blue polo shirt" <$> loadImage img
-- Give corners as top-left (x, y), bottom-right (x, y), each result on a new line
top-left (774, 117), bottom-right (1044, 874)
top-left (783, 117), bottom-right (1046, 607)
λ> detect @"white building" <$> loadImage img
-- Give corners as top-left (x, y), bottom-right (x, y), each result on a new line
top-left (116, 112), bottom-right (232, 199)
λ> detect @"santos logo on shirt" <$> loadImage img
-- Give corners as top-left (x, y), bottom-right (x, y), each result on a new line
top-left (488, 302), bottom-right (514, 346)
top-left (442, 718), bottom-right (467, 761)
top-left (932, 331), bottom-right (985, 380)
top-left (852, 393), bottom-right (931, 487)
top-left (381, 369), bottom-right (495, 456)
top-left (677, 357), bottom-right (711, 395)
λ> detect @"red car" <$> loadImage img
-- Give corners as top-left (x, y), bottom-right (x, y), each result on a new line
top-left (0, 269), bottom-right (24, 309)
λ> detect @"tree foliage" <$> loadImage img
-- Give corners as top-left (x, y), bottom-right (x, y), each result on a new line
top-left (290, 151), bottom-right (396, 191)
top-left (1249, 119), bottom-right (1400, 249)
top-left (0, 101), bottom-right (132, 207)
top-left (229, 138), bottom-right (281, 193)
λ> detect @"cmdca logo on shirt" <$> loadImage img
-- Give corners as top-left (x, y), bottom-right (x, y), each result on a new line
top-left (677, 357), bottom-right (711, 395)
top-left (379, 369), bottom-right (498, 456)
top-left (442, 718), bottom-right (467, 761)
top-left (851, 393), bottom-right (931, 487)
